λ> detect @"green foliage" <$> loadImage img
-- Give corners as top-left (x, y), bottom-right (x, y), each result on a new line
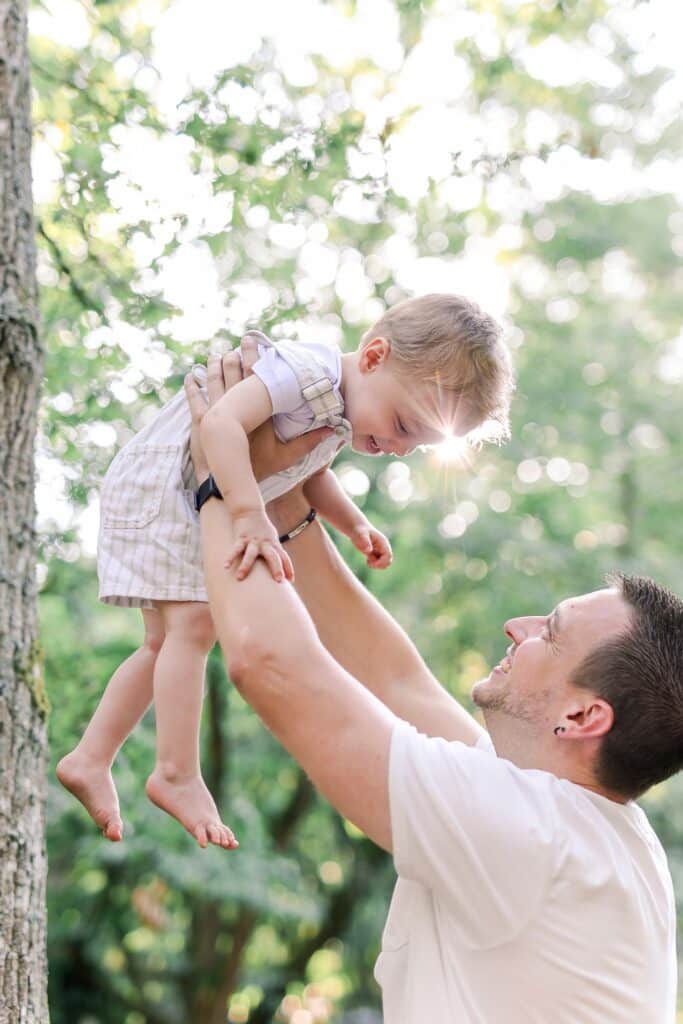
top-left (35, 0), bottom-right (683, 1020)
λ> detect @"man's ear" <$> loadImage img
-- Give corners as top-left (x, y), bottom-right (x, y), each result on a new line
top-left (359, 336), bottom-right (391, 374)
top-left (563, 696), bottom-right (614, 739)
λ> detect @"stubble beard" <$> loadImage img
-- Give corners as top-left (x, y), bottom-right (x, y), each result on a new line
top-left (472, 675), bottom-right (548, 726)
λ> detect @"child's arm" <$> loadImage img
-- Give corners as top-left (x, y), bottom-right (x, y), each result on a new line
top-left (304, 468), bottom-right (392, 570)
top-left (200, 374), bottom-right (292, 582)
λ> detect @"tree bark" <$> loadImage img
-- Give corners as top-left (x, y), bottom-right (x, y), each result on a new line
top-left (0, 0), bottom-right (48, 1021)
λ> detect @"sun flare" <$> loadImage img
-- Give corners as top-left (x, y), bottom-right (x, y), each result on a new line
top-left (435, 433), bottom-right (470, 465)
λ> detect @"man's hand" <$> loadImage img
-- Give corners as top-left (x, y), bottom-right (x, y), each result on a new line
top-left (184, 346), bottom-right (332, 484)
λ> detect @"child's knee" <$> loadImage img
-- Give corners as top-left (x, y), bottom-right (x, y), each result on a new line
top-left (142, 610), bottom-right (165, 656)
top-left (143, 628), bottom-right (165, 657)
top-left (167, 603), bottom-right (216, 652)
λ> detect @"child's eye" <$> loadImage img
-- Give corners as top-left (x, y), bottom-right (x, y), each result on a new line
top-left (397, 418), bottom-right (408, 434)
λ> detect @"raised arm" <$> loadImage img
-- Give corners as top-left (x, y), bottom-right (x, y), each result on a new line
top-left (268, 486), bottom-right (484, 746)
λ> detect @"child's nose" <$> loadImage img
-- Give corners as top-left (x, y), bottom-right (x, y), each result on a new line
top-left (395, 438), bottom-right (415, 457)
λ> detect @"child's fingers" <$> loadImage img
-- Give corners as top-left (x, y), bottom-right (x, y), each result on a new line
top-left (236, 541), bottom-right (259, 579)
top-left (373, 535), bottom-right (392, 558)
top-left (367, 548), bottom-right (392, 569)
top-left (262, 545), bottom-right (286, 582)
top-left (224, 541), bottom-right (246, 569)
top-left (281, 547), bottom-right (295, 582)
top-left (353, 529), bottom-right (373, 553)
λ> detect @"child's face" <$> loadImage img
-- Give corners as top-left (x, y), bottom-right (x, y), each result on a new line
top-left (344, 338), bottom-right (471, 457)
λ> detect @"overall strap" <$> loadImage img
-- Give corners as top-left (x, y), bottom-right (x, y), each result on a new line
top-left (263, 336), bottom-right (345, 426)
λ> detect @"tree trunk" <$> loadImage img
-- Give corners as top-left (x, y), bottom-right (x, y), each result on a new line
top-left (0, 0), bottom-right (48, 1021)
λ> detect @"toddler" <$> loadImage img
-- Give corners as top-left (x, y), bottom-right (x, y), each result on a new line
top-left (57, 293), bottom-right (513, 849)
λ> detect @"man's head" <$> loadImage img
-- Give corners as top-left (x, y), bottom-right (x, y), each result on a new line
top-left (472, 574), bottom-right (683, 801)
top-left (340, 293), bottom-right (514, 457)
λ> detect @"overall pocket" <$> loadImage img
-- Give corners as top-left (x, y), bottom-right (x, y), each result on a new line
top-left (101, 444), bottom-right (179, 529)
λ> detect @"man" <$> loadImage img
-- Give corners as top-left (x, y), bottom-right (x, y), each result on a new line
top-left (184, 350), bottom-right (680, 1023)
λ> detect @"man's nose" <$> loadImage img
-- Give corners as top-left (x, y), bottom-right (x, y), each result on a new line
top-left (504, 615), bottom-right (543, 643)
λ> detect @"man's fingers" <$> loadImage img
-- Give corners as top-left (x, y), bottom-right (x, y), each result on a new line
top-left (239, 333), bottom-right (261, 375)
top-left (184, 372), bottom-right (208, 423)
top-left (206, 353), bottom-right (226, 404)
top-left (221, 349), bottom-right (243, 391)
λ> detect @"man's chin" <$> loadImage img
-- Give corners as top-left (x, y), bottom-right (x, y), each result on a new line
top-left (471, 674), bottom-right (493, 708)
top-left (471, 674), bottom-right (507, 712)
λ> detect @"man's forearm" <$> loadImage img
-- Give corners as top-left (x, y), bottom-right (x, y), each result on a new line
top-left (198, 492), bottom-right (396, 850)
top-left (268, 491), bottom-right (484, 744)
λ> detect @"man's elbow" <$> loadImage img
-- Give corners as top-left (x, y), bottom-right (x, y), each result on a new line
top-left (225, 627), bottom-right (285, 705)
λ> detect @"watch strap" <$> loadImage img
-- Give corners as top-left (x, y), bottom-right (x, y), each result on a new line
top-left (194, 474), bottom-right (223, 512)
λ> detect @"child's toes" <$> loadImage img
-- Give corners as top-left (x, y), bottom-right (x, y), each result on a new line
top-left (195, 824), bottom-right (208, 848)
top-left (104, 817), bottom-right (123, 842)
top-left (207, 824), bottom-right (222, 846)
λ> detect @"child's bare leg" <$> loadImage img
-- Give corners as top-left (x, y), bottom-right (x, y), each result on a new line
top-left (57, 608), bottom-right (164, 841)
top-left (144, 601), bottom-right (237, 851)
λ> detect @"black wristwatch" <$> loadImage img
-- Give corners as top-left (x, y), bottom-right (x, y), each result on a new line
top-left (194, 474), bottom-right (223, 512)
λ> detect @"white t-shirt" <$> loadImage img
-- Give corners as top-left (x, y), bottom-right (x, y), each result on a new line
top-left (376, 721), bottom-right (677, 1023)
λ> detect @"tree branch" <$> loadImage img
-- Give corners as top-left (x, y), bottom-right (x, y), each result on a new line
top-left (37, 220), bottom-right (106, 316)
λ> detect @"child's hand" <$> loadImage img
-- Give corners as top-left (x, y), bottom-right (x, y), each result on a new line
top-left (350, 523), bottom-right (393, 570)
top-left (225, 512), bottom-right (294, 582)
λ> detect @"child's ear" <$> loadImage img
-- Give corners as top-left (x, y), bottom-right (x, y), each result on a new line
top-left (359, 336), bottom-right (391, 373)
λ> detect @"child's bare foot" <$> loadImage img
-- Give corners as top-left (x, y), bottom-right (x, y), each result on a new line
top-left (145, 768), bottom-right (238, 850)
top-left (56, 750), bottom-right (124, 841)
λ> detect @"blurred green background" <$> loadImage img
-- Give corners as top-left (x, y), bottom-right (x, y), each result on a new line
top-left (33, 0), bottom-right (682, 1020)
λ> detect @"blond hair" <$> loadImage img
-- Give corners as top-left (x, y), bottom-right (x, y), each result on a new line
top-left (364, 293), bottom-right (514, 443)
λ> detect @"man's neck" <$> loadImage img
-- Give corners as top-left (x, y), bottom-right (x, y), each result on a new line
top-left (490, 731), bottom-right (630, 805)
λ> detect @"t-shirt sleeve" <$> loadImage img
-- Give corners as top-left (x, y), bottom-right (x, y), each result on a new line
top-left (389, 719), bottom-right (556, 948)
top-left (251, 346), bottom-right (304, 416)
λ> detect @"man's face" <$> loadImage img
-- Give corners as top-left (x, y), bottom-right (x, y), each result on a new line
top-left (472, 588), bottom-right (632, 734)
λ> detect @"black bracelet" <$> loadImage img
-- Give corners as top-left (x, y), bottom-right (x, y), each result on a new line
top-left (278, 508), bottom-right (317, 544)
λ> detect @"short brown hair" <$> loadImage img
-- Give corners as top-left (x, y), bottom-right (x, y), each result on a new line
top-left (364, 293), bottom-right (514, 443)
top-left (570, 573), bottom-right (683, 799)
